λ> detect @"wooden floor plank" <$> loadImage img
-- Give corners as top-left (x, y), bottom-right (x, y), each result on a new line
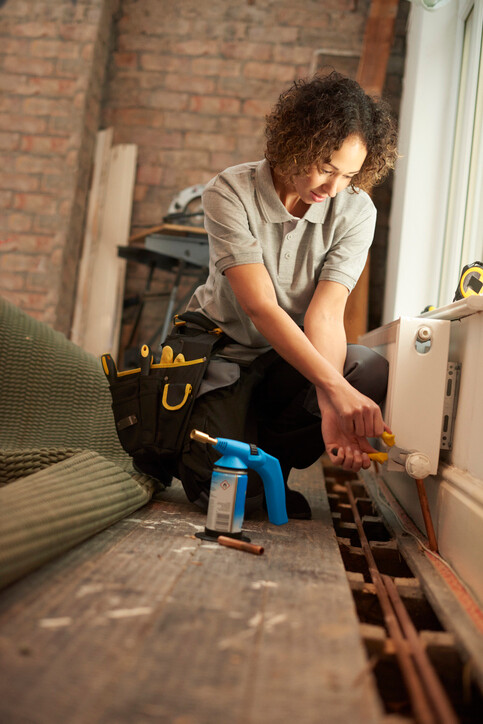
top-left (0, 463), bottom-right (382, 724)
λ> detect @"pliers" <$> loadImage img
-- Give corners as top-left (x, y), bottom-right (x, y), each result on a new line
top-left (368, 431), bottom-right (409, 466)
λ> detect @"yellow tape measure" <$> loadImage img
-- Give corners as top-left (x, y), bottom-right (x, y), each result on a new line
top-left (454, 262), bottom-right (483, 301)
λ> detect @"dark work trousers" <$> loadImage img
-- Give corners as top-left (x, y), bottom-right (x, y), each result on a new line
top-left (254, 344), bottom-right (389, 483)
top-left (175, 344), bottom-right (388, 510)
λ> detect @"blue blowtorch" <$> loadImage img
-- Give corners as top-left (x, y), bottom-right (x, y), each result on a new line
top-left (190, 429), bottom-right (288, 542)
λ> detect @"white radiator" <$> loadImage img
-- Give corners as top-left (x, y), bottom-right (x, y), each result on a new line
top-left (360, 317), bottom-right (451, 476)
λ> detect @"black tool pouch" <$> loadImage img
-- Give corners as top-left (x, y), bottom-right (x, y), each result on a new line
top-left (101, 312), bottom-right (229, 472)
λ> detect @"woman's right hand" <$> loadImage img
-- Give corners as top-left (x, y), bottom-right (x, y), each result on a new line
top-left (318, 383), bottom-right (388, 472)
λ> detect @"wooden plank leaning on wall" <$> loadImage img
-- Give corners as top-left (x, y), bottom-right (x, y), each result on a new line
top-left (71, 129), bottom-right (137, 359)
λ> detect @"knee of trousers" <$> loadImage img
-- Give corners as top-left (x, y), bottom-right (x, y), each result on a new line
top-left (343, 345), bottom-right (389, 404)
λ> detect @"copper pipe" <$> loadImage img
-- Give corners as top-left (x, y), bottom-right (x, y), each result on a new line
top-left (382, 574), bottom-right (459, 724)
top-left (415, 478), bottom-right (439, 553)
top-left (345, 483), bottom-right (436, 724)
top-left (217, 536), bottom-right (264, 555)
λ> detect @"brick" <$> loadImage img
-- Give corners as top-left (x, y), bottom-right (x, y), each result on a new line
top-left (0, 172), bottom-right (40, 192)
top-left (0, 190), bottom-right (13, 208)
top-left (20, 135), bottom-right (70, 154)
top-left (7, 22), bottom-right (59, 38)
top-left (7, 214), bottom-right (33, 232)
top-left (0, 112), bottom-right (47, 133)
top-left (131, 201), bottom-right (166, 226)
top-left (0, 38), bottom-right (30, 54)
top-left (189, 95), bottom-right (241, 115)
top-left (3, 56), bottom-right (55, 76)
top-left (188, 19), bottom-right (247, 43)
top-left (115, 126), bottom-right (183, 150)
top-left (13, 193), bottom-right (58, 215)
top-left (242, 98), bottom-right (274, 117)
top-left (113, 52), bottom-right (139, 69)
top-left (81, 43), bottom-right (95, 62)
top-left (26, 77), bottom-right (79, 97)
top-left (193, 58), bottom-right (242, 78)
top-left (0, 159), bottom-right (18, 183)
top-left (210, 152), bottom-right (238, 172)
top-left (170, 40), bottom-right (220, 57)
top-left (1, 290), bottom-right (51, 311)
top-left (29, 39), bottom-right (81, 59)
top-left (120, 35), bottom-right (168, 53)
top-left (138, 90), bottom-right (190, 111)
top-left (217, 76), bottom-right (278, 101)
top-left (0, 73), bottom-right (29, 94)
top-left (0, 132), bottom-right (21, 151)
top-left (220, 42), bottom-right (273, 62)
top-left (6, 234), bottom-right (55, 253)
top-left (273, 45), bottom-right (314, 65)
top-left (247, 26), bottom-right (299, 44)
top-left (15, 155), bottom-right (66, 175)
top-left (22, 97), bottom-right (73, 117)
top-left (164, 111), bottom-right (219, 133)
top-left (219, 116), bottom-right (263, 136)
top-left (106, 108), bottom-right (165, 127)
top-left (139, 53), bottom-right (192, 73)
top-left (177, 168), bottom-right (214, 188)
top-left (48, 116), bottom-right (79, 136)
top-left (275, 7), bottom-right (331, 28)
top-left (27, 272), bottom-right (58, 292)
top-left (134, 184), bottom-right (148, 202)
top-left (40, 174), bottom-right (75, 193)
top-left (55, 57), bottom-right (92, 78)
top-left (137, 165), bottom-right (163, 186)
top-left (59, 24), bottom-right (99, 43)
top-left (58, 199), bottom-right (72, 218)
top-left (0, 96), bottom-right (23, 113)
top-left (243, 62), bottom-right (297, 82)
top-left (236, 134), bottom-right (265, 159)
top-left (33, 214), bottom-right (65, 233)
top-left (165, 74), bottom-right (216, 95)
top-left (185, 132), bottom-right (236, 152)
top-left (0, 272), bottom-right (25, 291)
top-left (158, 149), bottom-right (211, 170)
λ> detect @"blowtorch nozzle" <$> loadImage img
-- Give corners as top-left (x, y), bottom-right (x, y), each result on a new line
top-left (190, 429), bottom-right (218, 446)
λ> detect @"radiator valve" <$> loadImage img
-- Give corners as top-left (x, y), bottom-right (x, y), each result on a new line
top-left (416, 325), bottom-right (432, 343)
top-left (405, 452), bottom-right (431, 479)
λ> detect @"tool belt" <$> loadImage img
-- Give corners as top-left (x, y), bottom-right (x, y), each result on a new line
top-left (101, 312), bottom-right (231, 477)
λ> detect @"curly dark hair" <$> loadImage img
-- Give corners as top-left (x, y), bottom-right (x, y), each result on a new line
top-left (265, 71), bottom-right (398, 192)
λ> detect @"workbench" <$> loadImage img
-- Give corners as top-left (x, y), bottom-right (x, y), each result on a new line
top-left (120, 223), bottom-right (209, 352)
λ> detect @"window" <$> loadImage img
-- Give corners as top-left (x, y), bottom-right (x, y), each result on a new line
top-left (439, 0), bottom-right (483, 305)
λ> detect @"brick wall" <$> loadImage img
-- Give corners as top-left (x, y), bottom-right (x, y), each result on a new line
top-left (0, 0), bottom-right (407, 349)
top-left (0, 0), bottom-right (117, 334)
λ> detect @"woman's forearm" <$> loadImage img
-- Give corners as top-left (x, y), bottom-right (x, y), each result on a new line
top-left (248, 301), bottom-right (346, 397)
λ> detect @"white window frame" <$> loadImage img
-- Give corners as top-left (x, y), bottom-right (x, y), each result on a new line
top-left (383, 0), bottom-right (483, 322)
top-left (439, 0), bottom-right (483, 305)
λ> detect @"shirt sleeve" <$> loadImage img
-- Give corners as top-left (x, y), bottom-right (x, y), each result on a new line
top-left (318, 193), bottom-right (377, 292)
top-left (202, 179), bottom-right (264, 274)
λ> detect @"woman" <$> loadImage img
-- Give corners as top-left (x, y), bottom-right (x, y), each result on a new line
top-left (174, 71), bottom-right (398, 519)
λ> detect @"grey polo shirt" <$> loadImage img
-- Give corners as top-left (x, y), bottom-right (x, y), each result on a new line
top-left (187, 159), bottom-right (376, 362)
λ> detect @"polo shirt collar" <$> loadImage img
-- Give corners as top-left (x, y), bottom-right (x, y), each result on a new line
top-left (255, 159), bottom-right (330, 224)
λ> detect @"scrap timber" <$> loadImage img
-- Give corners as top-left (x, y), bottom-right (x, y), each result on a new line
top-left (0, 461), bottom-right (481, 723)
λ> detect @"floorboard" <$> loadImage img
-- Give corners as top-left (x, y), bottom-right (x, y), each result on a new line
top-left (0, 462), bottom-right (382, 724)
